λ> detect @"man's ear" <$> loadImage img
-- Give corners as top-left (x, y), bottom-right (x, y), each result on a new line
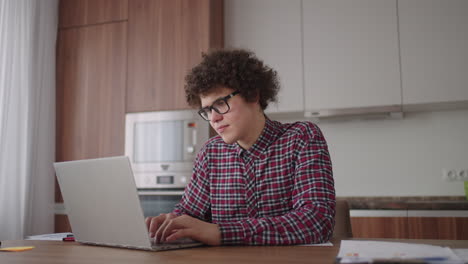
top-left (250, 92), bottom-right (263, 112)
top-left (254, 91), bottom-right (260, 103)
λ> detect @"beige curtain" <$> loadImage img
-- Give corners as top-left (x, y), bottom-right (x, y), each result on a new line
top-left (0, 0), bottom-right (58, 240)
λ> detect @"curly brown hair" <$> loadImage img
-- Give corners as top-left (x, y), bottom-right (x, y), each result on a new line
top-left (184, 49), bottom-right (280, 110)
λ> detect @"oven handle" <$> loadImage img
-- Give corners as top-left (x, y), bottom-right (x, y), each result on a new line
top-left (138, 191), bottom-right (184, 196)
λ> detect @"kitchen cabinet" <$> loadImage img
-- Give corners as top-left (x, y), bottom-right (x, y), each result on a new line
top-left (351, 210), bottom-right (468, 240)
top-left (408, 217), bottom-right (468, 240)
top-left (59, 0), bottom-right (128, 28)
top-left (56, 22), bottom-right (127, 162)
top-left (350, 210), bottom-right (409, 239)
top-left (407, 210), bottom-right (468, 240)
top-left (126, 0), bottom-right (223, 112)
top-left (302, 0), bottom-right (401, 115)
top-left (224, 0), bottom-right (303, 113)
top-left (56, 22), bottom-right (127, 231)
top-left (55, 0), bottom-right (223, 231)
top-left (224, 0), bottom-right (468, 117)
top-left (351, 217), bottom-right (408, 239)
top-left (398, 0), bottom-right (468, 110)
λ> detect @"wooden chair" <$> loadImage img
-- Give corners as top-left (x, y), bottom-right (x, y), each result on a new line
top-left (332, 199), bottom-right (353, 239)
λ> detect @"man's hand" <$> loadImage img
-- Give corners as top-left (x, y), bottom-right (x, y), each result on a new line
top-left (145, 214), bottom-right (221, 246)
top-left (145, 213), bottom-right (177, 241)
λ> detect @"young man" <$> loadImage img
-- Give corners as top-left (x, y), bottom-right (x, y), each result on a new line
top-left (146, 49), bottom-right (335, 246)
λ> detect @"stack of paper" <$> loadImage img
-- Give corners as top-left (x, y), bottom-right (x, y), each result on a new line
top-left (25, 232), bottom-right (73, 241)
top-left (337, 240), bottom-right (465, 264)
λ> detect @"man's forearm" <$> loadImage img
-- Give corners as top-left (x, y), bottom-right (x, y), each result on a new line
top-left (217, 201), bottom-right (335, 245)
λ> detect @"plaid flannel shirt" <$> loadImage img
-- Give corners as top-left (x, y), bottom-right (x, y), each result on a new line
top-left (173, 118), bottom-right (335, 245)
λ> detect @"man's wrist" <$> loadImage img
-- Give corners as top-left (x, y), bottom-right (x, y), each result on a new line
top-left (209, 223), bottom-right (222, 246)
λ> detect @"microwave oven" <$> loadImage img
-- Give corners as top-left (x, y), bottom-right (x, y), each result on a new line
top-left (125, 110), bottom-right (209, 189)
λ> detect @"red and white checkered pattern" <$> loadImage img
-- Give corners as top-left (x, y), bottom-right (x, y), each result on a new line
top-left (174, 118), bottom-right (335, 245)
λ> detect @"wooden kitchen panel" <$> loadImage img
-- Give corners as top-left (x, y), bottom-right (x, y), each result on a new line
top-left (408, 217), bottom-right (468, 240)
top-left (56, 22), bottom-right (127, 162)
top-left (55, 22), bottom-right (127, 232)
top-left (55, 215), bottom-right (72, 233)
top-left (59, 0), bottom-right (128, 28)
top-left (351, 217), bottom-right (408, 239)
top-left (209, 0), bottom-right (224, 50)
top-left (126, 0), bottom-right (224, 112)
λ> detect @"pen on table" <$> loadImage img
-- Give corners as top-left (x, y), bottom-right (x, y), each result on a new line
top-left (62, 235), bottom-right (75, 242)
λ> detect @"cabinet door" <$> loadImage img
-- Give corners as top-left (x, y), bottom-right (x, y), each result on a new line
top-left (224, 0), bottom-right (303, 113)
top-left (399, 0), bottom-right (468, 107)
top-left (59, 0), bottom-right (128, 28)
top-left (408, 217), bottom-right (468, 240)
top-left (56, 23), bottom-right (127, 161)
top-left (56, 22), bottom-right (127, 231)
top-left (351, 217), bottom-right (408, 239)
top-left (127, 0), bottom-right (223, 112)
top-left (303, 0), bottom-right (401, 113)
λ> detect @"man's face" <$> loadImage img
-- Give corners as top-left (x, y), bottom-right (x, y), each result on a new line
top-left (199, 87), bottom-right (260, 145)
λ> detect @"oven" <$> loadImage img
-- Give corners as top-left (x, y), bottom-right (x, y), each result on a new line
top-left (125, 110), bottom-right (206, 217)
top-left (135, 174), bottom-right (189, 217)
top-left (138, 189), bottom-right (185, 217)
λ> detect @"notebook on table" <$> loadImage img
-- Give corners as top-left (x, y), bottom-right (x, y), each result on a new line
top-left (54, 156), bottom-right (202, 251)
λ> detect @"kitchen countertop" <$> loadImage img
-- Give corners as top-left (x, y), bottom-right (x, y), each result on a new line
top-left (340, 196), bottom-right (468, 210)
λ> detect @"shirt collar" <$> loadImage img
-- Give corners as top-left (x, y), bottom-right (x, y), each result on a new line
top-left (235, 118), bottom-right (280, 160)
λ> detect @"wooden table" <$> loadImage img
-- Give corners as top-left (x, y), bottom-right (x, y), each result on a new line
top-left (1, 239), bottom-right (467, 264)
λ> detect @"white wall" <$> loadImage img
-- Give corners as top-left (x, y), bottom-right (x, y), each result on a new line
top-left (277, 109), bottom-right (468, 197)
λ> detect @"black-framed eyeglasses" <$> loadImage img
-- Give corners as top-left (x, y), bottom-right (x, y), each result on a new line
top-left (198, 91), bottom-right (240, 121)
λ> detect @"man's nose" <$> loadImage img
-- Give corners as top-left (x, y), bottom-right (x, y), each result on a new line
top-left (210, 109), bottom-right (223, 122)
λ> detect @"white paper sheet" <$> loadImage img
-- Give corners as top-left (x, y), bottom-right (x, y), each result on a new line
top-left (452, 249), bottom-right (468, 262)
top-left (337, 240), bottom-right (464, 263)
top-left (25, 232), bottom-right (73, 241)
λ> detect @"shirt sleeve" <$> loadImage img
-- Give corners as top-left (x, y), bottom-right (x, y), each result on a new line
top-left (218, 123), bottom-right (335, 245)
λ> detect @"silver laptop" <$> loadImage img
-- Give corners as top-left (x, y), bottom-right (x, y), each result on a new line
top-left (54, 156), bottom-right (202, 251)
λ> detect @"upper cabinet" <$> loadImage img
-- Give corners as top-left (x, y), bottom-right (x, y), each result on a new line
top-left (303, 0), bottom-right (401, 115)
top-left (225, 0), bottom-right (468, 117)
top-left (224, 0), bottom-right (303, 113)
top-left (398, 0), bottom-right (468, 109)
top-left (126, 0), bottom-right (224, 112)
top-left (59, 0), bottom-right (128, 28)
top-left (56, 22), bottom-right (127, 162)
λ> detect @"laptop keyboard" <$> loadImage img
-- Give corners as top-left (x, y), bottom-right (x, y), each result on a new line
top-left (150, 237), bottom-right (201, 250)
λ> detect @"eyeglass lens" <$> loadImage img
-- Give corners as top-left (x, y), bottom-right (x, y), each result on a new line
top-left (200, 99), bottom-right (229, 120)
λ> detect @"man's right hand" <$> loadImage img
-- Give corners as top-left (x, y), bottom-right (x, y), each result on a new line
top-left (145, 213), bottom-right (177, 243)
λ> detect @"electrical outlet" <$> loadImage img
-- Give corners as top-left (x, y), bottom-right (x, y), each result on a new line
top-left (458, 169), bottom-right (468, 181)
top-left (442, 169), bottom-right (468, 181)
top-left (443, 169), bottom-right (458, 181)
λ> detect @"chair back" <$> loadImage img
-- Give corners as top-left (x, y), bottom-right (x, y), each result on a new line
top-left (332, 199), bottom-right (353, 239)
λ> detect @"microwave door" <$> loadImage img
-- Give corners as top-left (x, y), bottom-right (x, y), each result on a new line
top-left (125, 110), bottom-right (210, 180)
top-left (133, 120), bottom-right (184, 163)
